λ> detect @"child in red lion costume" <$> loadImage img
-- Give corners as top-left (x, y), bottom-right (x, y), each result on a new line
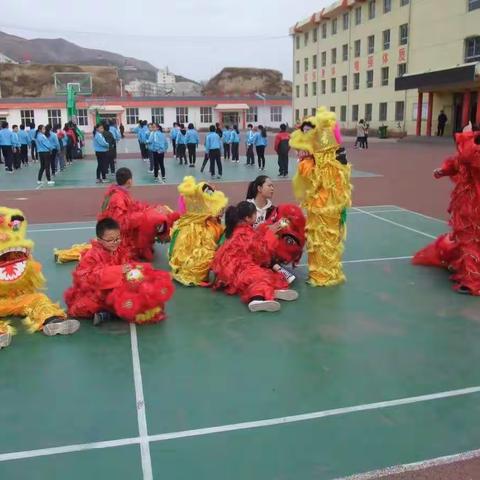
top-left (55, 167), bottom-right (179, 262)
top-left (212, 201), bottom-right (299, 313)
top-left (65, 218), bottom-right (174, 325)
top-left (413, 123), bottom-right (480, 295)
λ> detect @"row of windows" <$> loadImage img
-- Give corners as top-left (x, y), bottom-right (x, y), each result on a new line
top-left (18, 109), bottom-right (89, 127)
top-left (296, 0), bottom-right (410, 49)
top-left (296, 64), bottom-right (407, 98)
top-left (295, 101), bottom-right (405, 123)
top-left (125, 106), bottom-right (283, 125)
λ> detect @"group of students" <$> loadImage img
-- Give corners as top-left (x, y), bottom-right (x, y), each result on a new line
top-left (354, 119), bottom-right (370, 150)
top-left (0, 120), bottom-right (80, 184)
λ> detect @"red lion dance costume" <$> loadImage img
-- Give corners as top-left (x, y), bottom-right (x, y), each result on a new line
top-left (413, 130), bottom-right (480, 295)
top-left (212, 205), bottom-right (305, 308)
top-left (55, 184), bottom-right (179, 262)
top-left (65, 241), bottom-right (174, 324)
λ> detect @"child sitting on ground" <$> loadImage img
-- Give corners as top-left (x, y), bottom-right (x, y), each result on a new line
top-left (65, 218), bottom-right (174, 325)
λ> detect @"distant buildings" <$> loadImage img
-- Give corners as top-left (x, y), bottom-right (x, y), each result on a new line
top-left (0, 53), bottom-right (18, 64)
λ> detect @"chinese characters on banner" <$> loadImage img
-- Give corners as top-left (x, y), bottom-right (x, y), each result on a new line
top-left (331, 67), bottom-right (336, 76)
top-left (398, 47), bottom-right (407, 63)
top-left (367, 56), bottom-right (374, 69)
top-left (382, 53), bottom-right (389, 65)
top-left (354, 60), bottom-right (360, 72)
top-left (321, 68), bottom-right (326, 78)
top-left (312, 71), bottom-right (317, 81)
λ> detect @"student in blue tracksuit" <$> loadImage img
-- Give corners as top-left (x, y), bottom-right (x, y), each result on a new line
top-left (230, 125), bottom-right (240, 162)
top-left (93, 124), bottom-right (110, 183)
top-left (176, 124), bottom-right (188, 165)
top-left (29, 122), bottom-right (38, 162)
top-left (0, 121), bottom-right (14, 172)
top-left (35, 125), bottom-right (54, 184)
top-left (109, 120), bottom-right (121, 163)
top-left (145, 123), bottom-right (155, 173)
top-left (170, 122), bottom-right (180, 158)
top-left (149, 124), bottom-right (169, 182)
top-left (185, 123), bottom-right (199, 167)
top-left (223, 125), bottom-right (232, 160)
top-left (46, 125), bottom-right (60, 177)
top-left (141, 121), bottom-right (150, 160)
top-left (253, 125), bottom-right (268, 170)
top-left (245, 123), bottom-right (255, 166)
top-left (11, 125), bottom-right (21, 170)
top-left (205, 125), bottom-right (222, 179)
top-left (18, 124), bottom-right (30, 166)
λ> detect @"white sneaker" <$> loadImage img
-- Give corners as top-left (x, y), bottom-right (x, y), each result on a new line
top-left (0, 332), bottom-right (12, 349)
top-left (148, 169), bottom-right (154, 174)
top-left (274, 289), bottom-right (299, 301)
top-left (162, 178), bottom-right (167, 183)
top-left (37, 180), bottom-right (43, 185)
top-left (248, 300), bottom-right (281, 312)
top-left (47, 180), bottom-right (55, 185)
top-left (42, 318), bottom-right (80, 336)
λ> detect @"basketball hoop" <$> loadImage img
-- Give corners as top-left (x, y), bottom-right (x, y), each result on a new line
top-left (53, 72), bottom-right (93, 96)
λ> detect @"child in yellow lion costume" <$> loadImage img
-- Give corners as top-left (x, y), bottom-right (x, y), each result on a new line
top-left (0, 207), bottom-right (80, 349)
top-left (169, 176), bottom-right (228, 286)
top-left (289, 107), bottom-right (352, 286)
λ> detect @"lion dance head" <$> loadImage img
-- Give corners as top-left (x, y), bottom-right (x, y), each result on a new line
top-left (177, 176), bottom-right (228, 217)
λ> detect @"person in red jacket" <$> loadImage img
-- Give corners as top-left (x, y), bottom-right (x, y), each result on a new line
top-left (98, 167), bottom-right (179, 261)
top-left (212, 201), bottom-right (299, 312)
top-left (65, 218), bottom-right (174, 325)
top-left (274, 124), bottom-right (291, 177)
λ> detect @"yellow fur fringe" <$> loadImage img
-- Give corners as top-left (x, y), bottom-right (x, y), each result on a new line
top-left (54, 243), bottom-right (91, 263)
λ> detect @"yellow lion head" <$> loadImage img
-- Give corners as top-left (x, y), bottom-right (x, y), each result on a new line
top-left (178, 176), bottom-right (228, 217)
top-left (289, 106), bottom-right (339, 155)
top-left (0, 207), bottom-right (44, 296)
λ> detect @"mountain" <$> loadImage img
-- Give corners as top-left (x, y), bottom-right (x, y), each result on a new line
top-left (203, 67), bottom-right (292, 97)
top-left (0, 31), bottom-right (157, 83)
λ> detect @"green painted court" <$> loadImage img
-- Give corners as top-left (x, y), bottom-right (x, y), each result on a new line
top-left (1, 205), bottom-right (480, 479)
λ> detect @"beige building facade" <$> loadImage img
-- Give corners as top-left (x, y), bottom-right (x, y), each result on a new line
top-left (291, 0), bottom-right (480, 136)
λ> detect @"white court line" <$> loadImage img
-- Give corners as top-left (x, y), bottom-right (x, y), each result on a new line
top-left (130, 324), bottom-right (153, 480)
top-left (297, 255), bottom-right (412, 268)
top-left (353, 207), bottom-right (436, 240)
top-left (334, 448), bottom-right (480, 479)
top-left (1, 385), bottom-right (479, 464)
top-left (348, 209), bottom-right (404, 215)
top-left (397, 207), bottom-right (447, 224)
top-left (29, 226), bottom-right (95, 233)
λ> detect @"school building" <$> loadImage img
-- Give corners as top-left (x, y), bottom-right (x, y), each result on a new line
top-left (0, 95), bottom-right (292, 132)
top-left (291, 0), bottom-right (480, 136)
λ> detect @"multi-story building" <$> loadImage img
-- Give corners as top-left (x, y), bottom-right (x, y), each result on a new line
top-left (291, 0), bottom-right (480, 136)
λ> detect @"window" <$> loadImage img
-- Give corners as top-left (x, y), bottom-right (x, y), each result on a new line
top-left (176, 107), bottom-right (189, 124)
top-left (304, 32), bottom-right (309, 46)
top-left (342, 44), bottom-right (349, 61)
top-left (247, 106), bottom-right (258, 123)
top-left (368, 35), bottom-right (375, 54)
top-left (321, 51), bottom-right (327, 67)
top-left (383, 0), bottom-right (391, 13)
top-left (304, 57), bottom-right (309, 72)
top-left (340, 105), bottom-right (347, 122)
top-left (47, 109), bottom-right (61, 127)
top-left (342, 75), bottom-right (348, 91)
top-left (312, 82), bottom-right (317, 96)
top-left (126, 107), bottom-right (139, 125)
top-left (395, 101), bottom-right (405, 121)
top-left (270, 106), bottom-right (282, 122)
top-left (355, 6), bottom-right (362, 25)
top-left (304, 83), bottom-right (309, 97)
top-left (151, 107), bottom-right (164, 124)
top-left (296, 60), bottom-right (300, 74)
top-left (383, 29), bottom-right (391, 50)
top-left (332, 18), bottom-right (338, 35)
top-left (321, 80), bottom-right (326, 95)
top-left (313, 55), bottom-right (317, 70)
top-left (354, 39), bottom-right (361, 57)
top-left (295, 109), bottom-right (300, 121)
top-left (322, 23), bottom-right (327, 39)
top-left (296, 36), bottom-right (300, 49)
top-left (200, 107), bottom-right (212, 124)
top-left (368, 0), bottom-right (376, 19)
top-left (399, 23), bottom-right (409, 45)
top-left (398, 63), bottom-right (407, 76)
top-left (353, 73), bottom-right (360, 90)
top-left (77, 108), bottom-right (88, 126)
top-left (343, 12), bottom-right (349, 30)
top-left (366, 70), bottom-right (374, 88)
top-left (465, 37), bottom-right (480, 62)
top-left (381, 67), bottom-right (389, 86)
top-left (469, 0), bottom-right (480, 11)
top-left (313, 28), bottom-right (318, 42)
top-left (365, 103), bottom-right (372, 122)
top-left (303, 108), bottom-right (308, 118)
top-left (331, 48), bottom-right (337, 64)
top-left (20, 110), bottom-right (34, 127)
top-left (308, 108), bottom-right (314, 116)
top-left (330, 106), bottom-right (336, 113)
top-left (296, 85), bottom-right (300, 98)
top-left (400, 0), bottom-right (409, 5)
top-left (352, 104), bottom-right (359, 122)
top-left (379, 102), bottom-right (388, 121)
top-left (331, 78), bottom-right (337, 93)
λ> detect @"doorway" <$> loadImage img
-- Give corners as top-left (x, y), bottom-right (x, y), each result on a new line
top-left (222, 111), bottom-right (240, 126)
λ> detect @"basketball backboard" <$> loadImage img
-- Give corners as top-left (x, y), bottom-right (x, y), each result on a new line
top-left (53, 72), bottom-right (93, 96)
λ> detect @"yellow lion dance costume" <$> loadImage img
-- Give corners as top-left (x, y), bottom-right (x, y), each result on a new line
top-left (289, 107), bottom-right (352, 286)
top-left (0, 207), bottom-right (80, 349)
top-left (169, 176), bottom-right (228, 286)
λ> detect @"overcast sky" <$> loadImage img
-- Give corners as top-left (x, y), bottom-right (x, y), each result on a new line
top-left (1, 0), bottom-right (330, 82)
